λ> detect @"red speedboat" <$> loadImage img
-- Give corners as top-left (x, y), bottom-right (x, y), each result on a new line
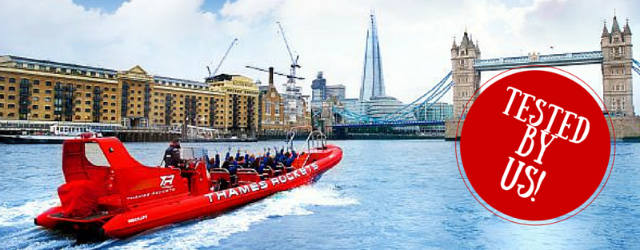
top-left (34, 132), bottom-right (342, 239)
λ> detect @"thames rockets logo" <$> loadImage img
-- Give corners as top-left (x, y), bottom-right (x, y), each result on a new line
top-left (160, 175), bottom-right (175, 189)
top-left (456, 67), bottom-right (614, 225)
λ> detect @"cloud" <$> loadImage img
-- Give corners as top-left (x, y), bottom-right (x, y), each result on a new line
top-left (0, 0), bottom-right (638, 110)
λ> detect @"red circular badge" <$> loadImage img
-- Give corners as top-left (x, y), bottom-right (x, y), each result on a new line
top-left (457, 67), bottom-right (614, 224)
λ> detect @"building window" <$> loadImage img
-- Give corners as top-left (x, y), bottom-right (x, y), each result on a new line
top-left (46, 81), bottom-right (52, 86)
top-left (9, 86), bottom-right (16, 91)
top-left (32, 105), bottom-right (39, 110)
top-left (8, 95), bottom-right (16, 100)
top-left (0, 77), bottom-right (4, 82)
top-left (32, 96), bottom-right (39, 101)
top-left (45, 106), bottom-right (51, 110)
top-left (33, 89), bottom-right (40, 93)
top-left (45, 90), bottom-right (52, 94)
top-left (9, 78), bottom-right (16, 83)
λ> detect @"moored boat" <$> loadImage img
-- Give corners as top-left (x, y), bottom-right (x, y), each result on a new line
top-left (34, 131), bottom-right (341, 239)
top-left (0, 125), bottom-right (101, 144)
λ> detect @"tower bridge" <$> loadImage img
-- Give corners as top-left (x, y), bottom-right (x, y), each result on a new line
top-left (445, 15), bottom-right (638, 140)
top-left (473, 51), bottom-right (604, 71)
top-left (331, 15), bottom-right (640, 141)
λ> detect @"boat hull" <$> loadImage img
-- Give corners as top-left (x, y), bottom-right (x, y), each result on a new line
top-left (35, 140), bottom-right (342, 239)
top-left (103, 149), bottom-right (340, 238)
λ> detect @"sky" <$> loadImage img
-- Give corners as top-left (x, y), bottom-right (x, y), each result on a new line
top-left (0, 0), bottom-right (639, 110)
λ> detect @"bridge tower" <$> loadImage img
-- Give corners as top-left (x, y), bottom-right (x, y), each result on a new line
top-left (601, 16), bottom-right (634, 117)
top-left (446, 32), bottom-right (481, 139)
top-left (450, 31), bottom-right (481, 119)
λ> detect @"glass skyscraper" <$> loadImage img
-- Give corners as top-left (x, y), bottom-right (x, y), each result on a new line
top-left (359, 13), bottom-right (386, 102)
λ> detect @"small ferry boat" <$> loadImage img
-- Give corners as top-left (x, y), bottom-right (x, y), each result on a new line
top-left (0, 125), bottom-right (101, 144)
top-left (34, 131), bottom-right (342, 239)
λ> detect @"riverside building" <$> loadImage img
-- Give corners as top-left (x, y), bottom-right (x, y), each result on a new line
top-left (0, 55), bottom-right (262, 134)
top-left (258, 68), bottom-right (286, 134)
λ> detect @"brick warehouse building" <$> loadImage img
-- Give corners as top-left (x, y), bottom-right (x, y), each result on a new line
top-left (0, 55), bottom-right (264, 133)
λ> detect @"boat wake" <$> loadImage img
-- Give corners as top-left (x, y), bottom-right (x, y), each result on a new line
top-left (0, 199), bottom-right (60, 227)
top-left (114, 183), bottom-right (358, 249)
top-left (0, 184), bottom-right (357, 250)
top-left (0, 199), bottom-right (80, 250)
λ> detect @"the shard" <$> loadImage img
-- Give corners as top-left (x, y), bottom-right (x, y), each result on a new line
top-left (359, 13), bottom-right (386, 102)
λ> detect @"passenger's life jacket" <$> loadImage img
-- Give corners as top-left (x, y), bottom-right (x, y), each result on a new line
top-left (164, 146), bottom-right (180, 167)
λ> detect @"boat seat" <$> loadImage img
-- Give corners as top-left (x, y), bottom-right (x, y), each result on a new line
top-left (209, 168), bottom-right (231, 191)
top-left (237, 169), bottom-right (260, 184)
top-left (273, 169), bottom-right (282, 177)
top-left (260, 166), bottom-right (274, 179)
top-left (210, 168), bottom-right (231, 183)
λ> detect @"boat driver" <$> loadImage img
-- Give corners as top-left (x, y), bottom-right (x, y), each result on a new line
top-left (164, 138), bottom-right (182, 168)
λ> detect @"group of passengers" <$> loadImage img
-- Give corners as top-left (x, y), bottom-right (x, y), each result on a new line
top-left (164, 138), bottom-right (299, 178)
top-left (209, 146), bottom-right (298, 175)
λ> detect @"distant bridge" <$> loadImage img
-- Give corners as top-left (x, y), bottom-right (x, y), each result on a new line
top-left (333, 16), bottom-right (640, 134)
top-left (332, 55), bottom-right (640, 129)
top-left (333, 120), bottom-right (445, 128)
top-left (474, 51), bottom-right (604, 71)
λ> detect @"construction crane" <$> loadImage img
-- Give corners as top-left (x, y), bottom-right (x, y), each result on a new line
top-left (276, 21), bottom-right (301, 83)
top-left (245, 65), bottom-right (304, 80)
top-left (207, 38), bottom-right (238, 77)
top-left (276, 21), bottom-right (305, 125)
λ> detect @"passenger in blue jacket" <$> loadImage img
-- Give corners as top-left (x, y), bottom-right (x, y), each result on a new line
top-left (230, 160), bottom-right (239, 175)
top-left (223, 156), bottom-right (238, 174)
top-left (257, 158), bottom-right (267, 174)
top-left (214, 153), bottom-right (220, 168)
top-left (284, 150), bottom-right (297, 167)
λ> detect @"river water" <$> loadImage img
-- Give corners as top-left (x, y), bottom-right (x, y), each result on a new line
top-left (0, 140), bottom-right (639, 249)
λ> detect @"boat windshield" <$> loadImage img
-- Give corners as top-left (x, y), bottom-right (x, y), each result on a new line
top-left (179, 147), bottom-right (208, 162)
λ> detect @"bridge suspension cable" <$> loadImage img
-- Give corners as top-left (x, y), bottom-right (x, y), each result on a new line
top-left (382, 71), bottom-right (451, 120)
top-left (333, 71), bottom-right (454, 125)
top-left (633, 59), bottom-right (640, 76)
top-left (385, 79), bottom-right (453, 121)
